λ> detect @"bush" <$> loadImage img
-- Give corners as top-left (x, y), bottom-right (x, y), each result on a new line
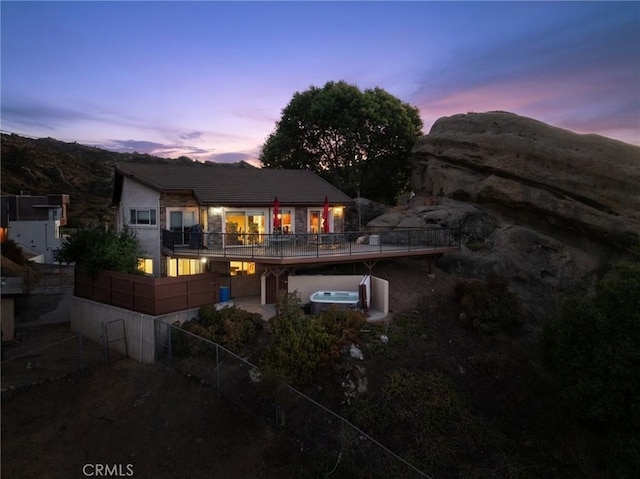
top-left (173, 305), bottom-right (263, 354)
top-left (349, 369), bottom-right (498, 476)
top-left (263, 291), bottom-right (367, 386)
top-left (542, 261), bottom-right (640, 476)
top-left (454, 273), bottom-right (521, 334)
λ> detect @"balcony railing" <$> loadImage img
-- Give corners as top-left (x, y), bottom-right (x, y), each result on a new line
top-left (162, 227), bottom-right (460, 260)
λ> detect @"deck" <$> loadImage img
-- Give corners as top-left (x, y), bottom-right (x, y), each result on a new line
top-left (162, 228), bottom-right (461, 265)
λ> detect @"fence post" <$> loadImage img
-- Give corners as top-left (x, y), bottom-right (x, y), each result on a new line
top-left (167, 322), bottom-right (172, 367)
top-left (216, 344), bottom-right (220, 392)
top-left (77, 333), bottom-right (84, 370)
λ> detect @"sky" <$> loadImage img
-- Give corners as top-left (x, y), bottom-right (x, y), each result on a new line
top-left (1, 1), bottom-right (639, 165)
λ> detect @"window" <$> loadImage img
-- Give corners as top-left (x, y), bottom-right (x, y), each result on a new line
top-left (130, 208), bottom-right (157, 225)
top-left (276, 209), bottom-right (293, 233)
top-left (169, 210), bottom-right (195, 245)
top-left (137, 258), bottom-right (153, 275)
top-left (309, 208), bottom-right (332, 233)
top-left (230, 261), bottom-right (255, 276)
top-left (168, 258), bottom-right (205, 277)
top-left (225, 210), bottom-right (265, 245)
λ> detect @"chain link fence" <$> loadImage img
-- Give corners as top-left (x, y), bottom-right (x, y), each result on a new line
top-left (156, 321), bottom-right (432, 479)
top-left (1, 325), bottom-right (106, 392)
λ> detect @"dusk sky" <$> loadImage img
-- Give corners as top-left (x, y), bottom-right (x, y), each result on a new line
top-left (2, 1), bottom-right (639, 165)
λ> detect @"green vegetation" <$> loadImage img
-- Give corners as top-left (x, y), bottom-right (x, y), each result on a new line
top-left (348, 369), bottom-right (519, 478)
top-left (56, 226), bottom-right (143, 277)
top-left (173, 305), bottom-right (263, 354)
top-left (466, 240), bottom-right (489, 251)
top-left (260, 80), bottom-right (423, 205)
top-left (454, 272), bottom-right (522, 334)
top-left (542, 261), bottom-right (640, 476)
top-left (263, 291), bottom-right (367, 386)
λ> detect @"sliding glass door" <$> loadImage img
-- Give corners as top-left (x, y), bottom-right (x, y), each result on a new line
top-left (170, 210), bottom-right (195, 246)
top-left (225, 210), bottom-right (265, 245)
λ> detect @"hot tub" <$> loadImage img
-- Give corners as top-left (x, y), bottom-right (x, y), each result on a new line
top-left (309, 290), bottom-right (360, 314)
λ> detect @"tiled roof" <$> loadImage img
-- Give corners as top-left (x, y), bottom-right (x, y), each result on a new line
top-left (114, 163), bottom-right (354, 206)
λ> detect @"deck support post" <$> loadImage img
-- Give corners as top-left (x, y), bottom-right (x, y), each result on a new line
top-left (362, 260), bottom-right (378, 276)
top-left (266, 267), bottom-right (288, 315)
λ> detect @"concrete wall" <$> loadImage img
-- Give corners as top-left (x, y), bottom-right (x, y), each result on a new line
top-left (70, 296), bottom-right (200, 364)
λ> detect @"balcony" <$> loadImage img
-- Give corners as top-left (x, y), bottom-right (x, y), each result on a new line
top-left (161, 227), bottom-right (461, 265)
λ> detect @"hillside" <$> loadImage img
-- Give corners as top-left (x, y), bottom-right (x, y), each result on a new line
top-left (0, 133), bottom-right (253, 227)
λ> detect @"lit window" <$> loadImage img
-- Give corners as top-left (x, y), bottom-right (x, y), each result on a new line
top-left (230, 261), bottom-right (256, 276)
top-left (168, 258), bottom-right (206, 277)
top-left (130, 208), bottom-right (157, 225)
top-left (137, 258), bottom-right (153, 275)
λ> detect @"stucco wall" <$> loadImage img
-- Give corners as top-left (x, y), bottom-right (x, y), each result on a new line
top-left (119, 177), bottom-right (162, 276)
top-left (8, 220), bottom-right (62, 263)
top-left (371, 276), bottom-right (389, 314)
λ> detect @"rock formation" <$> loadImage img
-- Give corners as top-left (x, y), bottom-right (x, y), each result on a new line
top-left (412, 111), bottom-right (640, 249)
top-left (371, 112), bottom-right (640, 321)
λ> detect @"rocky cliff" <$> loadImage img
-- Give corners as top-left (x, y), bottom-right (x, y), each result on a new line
top-left (371, 112), bottom-right (640, 321)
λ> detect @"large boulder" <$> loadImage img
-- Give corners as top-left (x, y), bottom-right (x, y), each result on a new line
top-left (411, 111), bottom-right (640, 249)
top-left (380, 112), bottom-right (640, 321)
top-left (368, 197), bottom-right (497, 244)
top-left (344, 197), bottom-right (386, 231)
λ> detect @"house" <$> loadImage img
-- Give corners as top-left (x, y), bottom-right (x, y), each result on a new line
top-left (67, 163), bottom-right (460, 363)
top-left (113, 162), bottom-right (353, 276)
top-left (112, 162), bottom-right (460, 306)
top-left (1, 193), bottom-right (70, 263)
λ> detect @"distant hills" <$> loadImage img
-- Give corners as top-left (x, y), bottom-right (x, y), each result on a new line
top-left (0, 133), bottom-right (254, 228)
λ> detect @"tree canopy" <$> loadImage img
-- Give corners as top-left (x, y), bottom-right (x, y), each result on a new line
top-left (259, 81), bottom-right (424, 205)
top-left (57, 226), bottom-right (143, 277)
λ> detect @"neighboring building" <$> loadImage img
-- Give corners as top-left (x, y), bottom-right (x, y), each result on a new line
top-left (112, 163), bottom-right (354, 278)
top-left (1, 193), bottom-right (70, 263)
top-left (1, 276), bottom-right (24, 341)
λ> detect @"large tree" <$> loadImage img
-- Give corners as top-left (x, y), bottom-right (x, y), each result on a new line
top-left (260, 81), bottom-right (423, 204)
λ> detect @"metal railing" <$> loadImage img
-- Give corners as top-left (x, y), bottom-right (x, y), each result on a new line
top-left (162, 227), bottom-right (460, 259)
top-left (156, 321), bottom-right (432, 478)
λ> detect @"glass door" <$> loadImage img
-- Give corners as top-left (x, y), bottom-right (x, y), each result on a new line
top-left (309, 210), bottom-right (321, 233)
top-left (170, 211), bottom-right (195, 245)
top-left (225, 211), bottom-right (265, 245)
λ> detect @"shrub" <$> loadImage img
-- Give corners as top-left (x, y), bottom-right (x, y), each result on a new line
top-left (264, 291), bottom-right (367, 386)
top-left (542, 261), bottom-right (640, 428)
top-left (542, 261), bottom-right (640, 476)
top-left (454, 272), bottom-right (521, 334)
top-left (173, 305), bottom-right (262, 354)
top-left (349, 369), bottom-right (497, 476)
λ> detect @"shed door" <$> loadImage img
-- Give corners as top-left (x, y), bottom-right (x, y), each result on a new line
top-left (265, 270), bottom-right (288, 304)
